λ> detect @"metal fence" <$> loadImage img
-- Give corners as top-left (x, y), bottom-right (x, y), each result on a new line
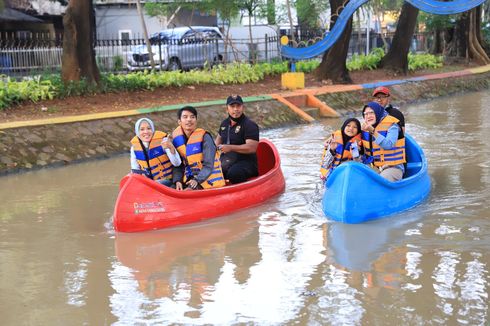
top-left (0, 31), bottom-right (429, 77)
top-left (349, 32), bottom-right (428, 55)
top-left (0, 33), bottom-right (281, 77)
top-left (282, 28), bottom-right (429, 57)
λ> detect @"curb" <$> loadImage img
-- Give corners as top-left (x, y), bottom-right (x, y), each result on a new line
top-left (0, 65), bottom-right (489, 130)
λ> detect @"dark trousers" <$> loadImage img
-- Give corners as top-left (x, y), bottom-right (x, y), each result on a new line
top-left (224, 160), bottom-right (258, 184)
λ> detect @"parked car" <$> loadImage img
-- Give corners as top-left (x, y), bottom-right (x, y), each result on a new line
top-left (127, 26), bottom-right (225, 71)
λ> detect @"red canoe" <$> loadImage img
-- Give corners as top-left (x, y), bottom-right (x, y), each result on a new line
top-left (113, 139), bottom-right (285, 232)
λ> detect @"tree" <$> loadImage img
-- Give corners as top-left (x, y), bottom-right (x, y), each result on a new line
top-left (266, 0), bottom-right (276, 25)
top-left (136, 0), bottom-right (155, 70)
top-left (316, 0), bottom-right (353, 83)
top-left (418, 13), bottom-right (455, 54)
top-left (379, 2), bottom-right (419, 74)
top-left (238, 0), bottom-right (267, 63)
top-left (61, 0), bottom-right (99, 84)
top-left (466, 6), bottom-right (490, 63)
top-left (285, 0), bottom-right (296, 42)
top-left (371, 0), bottom-right (402, 51)
top-left (481, 2), bottom-right (490, 54)
top-left (422, 7), bottom-right (490, 64)
top-left (206, 0), bottom-right (240, 62)
top-left (145, 1), bottom-right (197, 27)
top-left (296, 0), bottom-right (328, 31)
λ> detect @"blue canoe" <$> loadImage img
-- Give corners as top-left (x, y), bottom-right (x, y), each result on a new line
top-left (322, 134), bottom-right (431, 223)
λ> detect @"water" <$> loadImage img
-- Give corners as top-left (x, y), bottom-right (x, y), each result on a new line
top-left (1, 90), bottom-right (489, 325)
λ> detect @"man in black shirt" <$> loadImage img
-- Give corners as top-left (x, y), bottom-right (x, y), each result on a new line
top-left (215, 95), bottom-right (259, 184)
top-left (372, 86), bottom-right (405, 134)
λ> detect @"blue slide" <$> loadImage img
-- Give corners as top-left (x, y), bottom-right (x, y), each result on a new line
top-left (281, 0), bottom-right (487, 60)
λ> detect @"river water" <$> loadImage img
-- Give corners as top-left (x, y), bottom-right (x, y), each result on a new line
top-left (1, 90), bottom-right (489, 325)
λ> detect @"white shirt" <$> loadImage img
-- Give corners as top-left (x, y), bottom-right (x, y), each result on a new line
top-left (130, 141), bottom-right (181, 170)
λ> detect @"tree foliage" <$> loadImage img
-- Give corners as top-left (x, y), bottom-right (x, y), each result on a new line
top-left (296, 0), bottom-right (328, 30)
top-left (265, 0), bottom-right (276, 24)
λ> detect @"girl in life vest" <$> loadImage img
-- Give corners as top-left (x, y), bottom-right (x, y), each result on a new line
top-left (320, 118), bottom-right (362, 181)
top-left (130, 118), bottom-right (182, 187)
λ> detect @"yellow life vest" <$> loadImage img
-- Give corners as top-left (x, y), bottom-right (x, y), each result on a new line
top-left (130, 130), bottom-right (173, 181)
top-left (361, 115), bottom-right (406, 167)
top-left (320, 130), bottom-right (361, 178)
top-left (172, 127), bottom-right (225, 189)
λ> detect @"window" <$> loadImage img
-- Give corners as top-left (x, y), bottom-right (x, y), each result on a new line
top-left (119, 30), bottom-right (131, 45)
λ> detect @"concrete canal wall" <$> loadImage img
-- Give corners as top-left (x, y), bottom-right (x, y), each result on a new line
top-left (0, 97), bottom-right (302, 174)
top-left (0, 68), bottom-right (489, 175)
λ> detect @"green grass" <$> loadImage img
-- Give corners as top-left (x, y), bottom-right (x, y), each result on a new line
top-left (0, 54), bottom-right (446, 110)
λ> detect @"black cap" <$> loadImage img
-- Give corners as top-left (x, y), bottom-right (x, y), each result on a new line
top-left (226, 95), bottom-right (243, 105)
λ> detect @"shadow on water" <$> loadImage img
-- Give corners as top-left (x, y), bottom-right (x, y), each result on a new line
top-left (114, 212), bottom-right (260, 300)
top-left (327, 206), bottom-right (428, 271)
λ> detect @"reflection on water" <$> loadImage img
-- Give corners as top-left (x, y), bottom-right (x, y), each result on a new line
top-left (1, 91), bottom-right (490, 324)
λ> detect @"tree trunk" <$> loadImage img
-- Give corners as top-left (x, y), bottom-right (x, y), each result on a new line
top-left (285, 0), bottom-right (295, 43)
top-left (446, 7), bottom-right (490, 64)
top-left (61, 0), bottom-right (100, 84)
top-left (315, 0), bottom-right (353, 84)
top-left (429, 28), bottom-right (447, 54)
top-left (468, 7), bottom-right (490, 64)
top-left (474, 5), bottom-right (486, 50)
top-left (379, 2), bottom-right (419, 74)
top-left (445, 14), bottom-right (467, 58)
top-left (136, 0), bottom-right (155, 70)
top-left (248, 13), bottom-right (255, 63)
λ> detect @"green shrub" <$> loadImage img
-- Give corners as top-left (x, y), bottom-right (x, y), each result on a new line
top-left (347, 48), bottom-right (385, 71)
top-left (0, 54), bottom-right (445, 110)
top-left (0, 75), bottom-right (55, 109)
top-left (408, 53), bottom-right (443, 71)
top-left (113, 56), bottom-right (124, 71)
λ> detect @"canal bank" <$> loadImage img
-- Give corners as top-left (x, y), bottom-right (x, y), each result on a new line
top-left (1, 65), bottom-right (489, 175)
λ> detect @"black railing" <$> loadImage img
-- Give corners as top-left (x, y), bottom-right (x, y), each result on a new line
top-left (0, 33), bottom-right (281, 77)
top-left (0, 31), bottom-right (428, 77)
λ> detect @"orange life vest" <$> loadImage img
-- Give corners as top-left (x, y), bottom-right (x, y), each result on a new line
top-left (130, 130), bottom-right (173, 181)
top-left (320, 130), bottom-right (362, 178)
top-left (361, 115), bottom-right (406, 167)
top-left (172, 127), bottom-right (225, 189)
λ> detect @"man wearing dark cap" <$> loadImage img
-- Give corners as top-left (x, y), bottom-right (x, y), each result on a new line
top-left (215, 95), bottom-right (259, 184)
top-left (372, 86), bottom-right (405, 133)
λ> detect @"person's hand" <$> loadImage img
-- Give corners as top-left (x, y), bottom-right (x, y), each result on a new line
top-left (361, 122), bottom-right (374, 134)
top-left (330, 141), bottom-right (338, 152)
top-left (323, 136), bottom-right (332, 148)
top-left (161, 136), bottom-right (171, 149)
top-left (175, 181), bottom-right (183, 191)
top-left (186, 179), bottom-right (199, 190)
top-left (218, 144), bottom-right (231, 154)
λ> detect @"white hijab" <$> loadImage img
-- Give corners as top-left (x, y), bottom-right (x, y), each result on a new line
top-left (135, 117), bottom-right (155, 135)
top-left (134, 118), bottom-right (155, 147)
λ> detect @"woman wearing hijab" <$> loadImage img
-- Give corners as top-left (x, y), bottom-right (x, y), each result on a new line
top-left (130, 117), bottom-right (181, 187)
top-left (320, 117), bottom-right (363, 181)
top-left (361, 101), bottom-right (406, 182)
